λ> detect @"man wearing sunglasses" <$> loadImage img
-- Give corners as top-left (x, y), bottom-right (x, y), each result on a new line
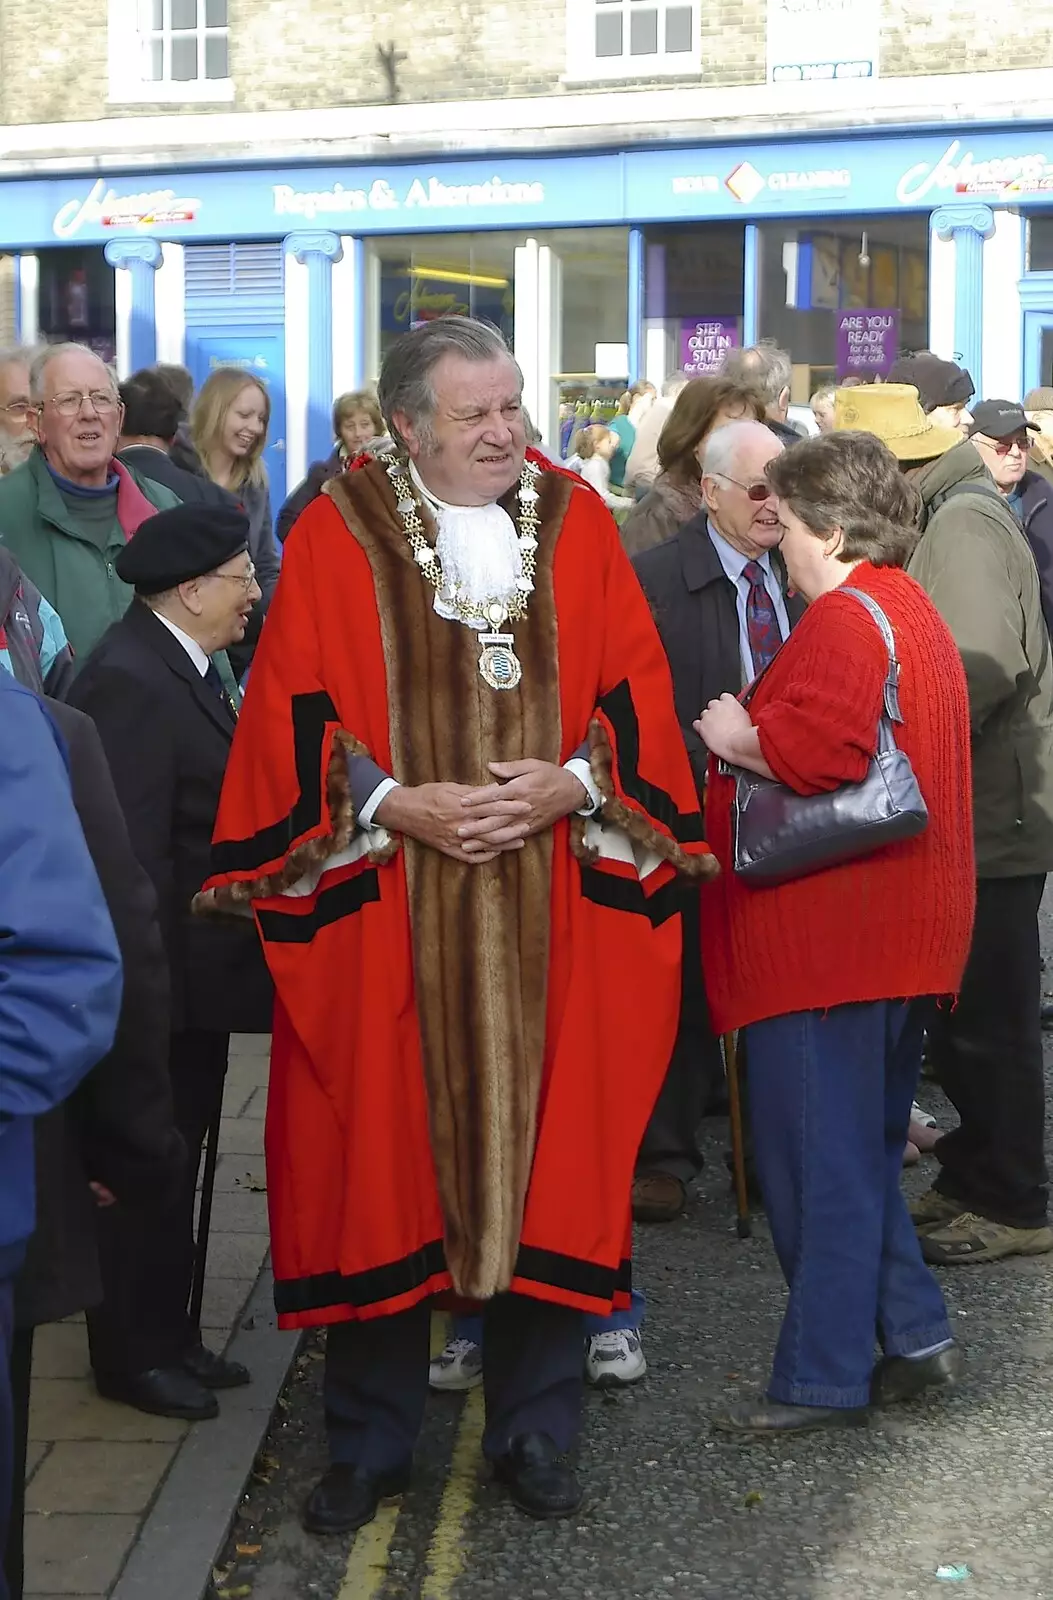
top-left (968, 400), bottom-right (1053, 640)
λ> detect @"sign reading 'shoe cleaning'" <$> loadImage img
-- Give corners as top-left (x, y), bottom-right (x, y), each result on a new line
top-left (767, 0), bottom-right (880, 83)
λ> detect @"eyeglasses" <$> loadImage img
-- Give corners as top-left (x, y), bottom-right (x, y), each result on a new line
top-left (0, 401), bottom-right (33, 421)
top-left (986, 434), bottom-right (1031, 456)
top-left (46, 390), bottom-right (120, 417)
top-left (718, 474), bottom-right (774, 502)
top-left (206, 563), bottom-right (257, 592)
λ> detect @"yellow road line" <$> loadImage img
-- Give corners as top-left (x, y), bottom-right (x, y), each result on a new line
top-left (336, 1501), bottom-right (402, 1600)
top-left (421, 1387), bottom-right (485, 1600)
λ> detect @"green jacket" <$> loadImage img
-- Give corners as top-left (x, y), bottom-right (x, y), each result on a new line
top-left (0, 448), bottom-right (178, 663)
top-left (907, 441), bottom-right (1053, 877)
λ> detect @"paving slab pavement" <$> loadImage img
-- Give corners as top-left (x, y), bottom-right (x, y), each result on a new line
top-left (21, 1034), bottom-right (299, 1600)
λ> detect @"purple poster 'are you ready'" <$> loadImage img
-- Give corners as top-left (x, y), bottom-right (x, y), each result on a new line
top-left (836, 309), bottom-right (899, 379)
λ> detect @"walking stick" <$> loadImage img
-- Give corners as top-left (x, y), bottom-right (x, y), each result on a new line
top-left (189, 1108), bottom-right (222, 1334)
top-left (723, 1031), bottom-right (752, 1240)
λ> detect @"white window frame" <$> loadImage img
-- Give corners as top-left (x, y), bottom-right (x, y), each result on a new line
top-left (564, 0), bottom-right (701, 83)
top-left (107, 0), bottom-right (234, 105)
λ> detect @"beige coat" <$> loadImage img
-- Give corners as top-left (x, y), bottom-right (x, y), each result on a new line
top-left (620, 472), bottom-right (704, 559)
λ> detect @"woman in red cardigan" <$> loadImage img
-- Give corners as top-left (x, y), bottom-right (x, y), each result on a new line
top-left (698, 431), bottom-right (975, 1436)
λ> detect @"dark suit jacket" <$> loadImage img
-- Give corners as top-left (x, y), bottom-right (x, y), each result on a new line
top-left (633, 513), bottom-right (806, 795)
top-left (16, 698), bottom-right (184, 1327)
top-left (117, 445), bottom-right (240, 509)
top-left (68, 602), bottom-right (273, 1036)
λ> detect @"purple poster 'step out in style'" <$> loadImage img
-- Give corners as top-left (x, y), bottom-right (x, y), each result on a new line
top-left (681, 317), bottom-right (740, 376)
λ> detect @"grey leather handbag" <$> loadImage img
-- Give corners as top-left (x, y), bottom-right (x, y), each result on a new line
top-left (729, 587), bottom-right (929, 885)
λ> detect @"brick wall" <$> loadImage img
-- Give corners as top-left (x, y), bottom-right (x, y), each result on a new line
top-left (2, 0), bottom-right (1053, 126)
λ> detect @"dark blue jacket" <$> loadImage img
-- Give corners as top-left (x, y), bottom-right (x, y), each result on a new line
top-left (0, 676), bottom-right (123, 1276)
top-left (1014, 470), bottom-right (1053, 642)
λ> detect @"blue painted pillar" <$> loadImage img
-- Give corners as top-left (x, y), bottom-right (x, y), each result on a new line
top-left (627, 228), bottom-right (644, 384)
top-left (104, 238), bottom-right (163, 374)
top-left (284, 230), bottom-right (343, 467)
top-left (931, 204), bottom-right (995, 394)
top-left (743, 225), bottom-right (760, 347)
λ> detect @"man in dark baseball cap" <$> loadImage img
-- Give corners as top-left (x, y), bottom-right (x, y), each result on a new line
top-left (886, 353), bottom-right (974, 438)
top-left (967, 400), bottom-right (1053, 638)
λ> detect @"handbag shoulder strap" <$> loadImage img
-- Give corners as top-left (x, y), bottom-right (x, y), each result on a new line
top-left (839, 587), bottom-right (904, 727)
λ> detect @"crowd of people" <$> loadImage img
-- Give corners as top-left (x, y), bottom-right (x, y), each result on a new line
top-left (0, 317), bottom-right (1050, 1591)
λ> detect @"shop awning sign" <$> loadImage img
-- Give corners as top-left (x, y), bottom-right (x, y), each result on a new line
top-left (766, 0), bottom-right (879, 84)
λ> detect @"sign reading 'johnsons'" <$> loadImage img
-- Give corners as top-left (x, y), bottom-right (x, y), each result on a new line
top-left (272, 176), bottom-right (546, 222)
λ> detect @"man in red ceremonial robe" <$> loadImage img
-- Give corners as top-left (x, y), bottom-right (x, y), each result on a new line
top-left (202, 317), bottom-right (714, 1531)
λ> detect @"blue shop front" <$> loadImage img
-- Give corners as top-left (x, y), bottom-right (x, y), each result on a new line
top-left (4, 122), bottom-right (1053, 500)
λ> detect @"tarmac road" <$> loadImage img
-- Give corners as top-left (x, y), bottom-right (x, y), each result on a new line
top-left (210, 914), bottom-right (1053, 1600)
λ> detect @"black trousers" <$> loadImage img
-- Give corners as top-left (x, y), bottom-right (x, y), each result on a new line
top-left (87, 1029), bottom-right (230, 1377)
top-left (636, 892), bottom-right (724, 1183)
top-left (324, 1294), bottom-right (584, 1472)
top-left (929, 874), bottom-right (1049, 1229)
top-left (3, 1327), bottom-right (32, 1600)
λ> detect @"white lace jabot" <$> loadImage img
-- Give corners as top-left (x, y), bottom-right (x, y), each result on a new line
top-left (409, 461), bottom-right (523, 632)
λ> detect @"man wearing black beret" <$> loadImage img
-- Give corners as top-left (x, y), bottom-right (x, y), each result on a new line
top-left (68, 503), bottom-right (274, 1421)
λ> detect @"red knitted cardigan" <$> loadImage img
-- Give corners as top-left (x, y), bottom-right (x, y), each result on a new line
top-left (701, 562), bottom-right (976, 1034)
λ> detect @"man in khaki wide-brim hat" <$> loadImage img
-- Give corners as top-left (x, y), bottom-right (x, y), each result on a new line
top-left (834, 378), bottom-right (1053, 1268)
top-left (832, 383), bottom-right (962, 461)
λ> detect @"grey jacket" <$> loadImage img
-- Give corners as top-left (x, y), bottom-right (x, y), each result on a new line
top-left (907, 441), bottom-right (1053, 877)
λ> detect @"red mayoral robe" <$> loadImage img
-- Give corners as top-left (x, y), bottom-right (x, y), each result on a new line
top-left (203, 449), bottom-right (715, 1330)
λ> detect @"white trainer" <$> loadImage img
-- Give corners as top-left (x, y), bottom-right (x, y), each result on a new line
top-left (585, 1328), bottom-right (647, 1389)
top-left (428, 1337), bottom-right (483, 1392)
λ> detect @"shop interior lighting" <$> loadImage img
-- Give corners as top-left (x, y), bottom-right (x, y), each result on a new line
top-left (408, 266), bottom-right (510, 288)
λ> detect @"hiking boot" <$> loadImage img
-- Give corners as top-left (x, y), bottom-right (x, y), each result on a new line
top-left (909, 1189), bottom-right (965, 1233)
top-left (921, 1212), bottom-right (1053, 1266)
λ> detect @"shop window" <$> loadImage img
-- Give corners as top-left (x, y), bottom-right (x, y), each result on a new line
top-left (365, 233), bottom-right (518, 375)
top-left (38, 248), bottom-right (117, 367)
top-left (1027, 217), bottom-right (1053, 273)
top-left (566, 0), bottom-right (700, 81)
top-left (108, 0), bottom-right (234, 103)
top-left (755, 216), bottom-right (929, 402)
top-left (641, 224), bottom-right (746, 383)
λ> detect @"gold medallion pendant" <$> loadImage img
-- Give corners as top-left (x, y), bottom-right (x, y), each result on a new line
top-left (478, 632), bottom-right (523, 691)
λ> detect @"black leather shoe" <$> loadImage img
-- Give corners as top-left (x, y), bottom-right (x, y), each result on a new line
top-left (871, 1345), bottom-right (962, 1406)
top-left (95, 1366), bottom-right (219, 1421)
top-left (492, 1432), bottom-right (584, 1519)
top-left (183, 1342), bottom-right (251, 1389)
top-left (302, 1462), bottom-right (412, 1535)
top-left (712, 1399), bottom-right (868, 1436)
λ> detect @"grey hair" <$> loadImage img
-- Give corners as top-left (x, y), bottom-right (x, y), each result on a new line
top-left (701, 419), bottom-right (782, 482)
top-left (376, 316), bottom-right (522, 449)
top-left (29, 342), bottom-right (119, 403)
top-left (720, 341), bottom-right (793, 408)
top-left (0, 342), bottom-right (39, 372)
top-left (661, 372), bottom-right (690, 399)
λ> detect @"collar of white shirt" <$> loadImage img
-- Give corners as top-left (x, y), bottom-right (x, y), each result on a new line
top-left (154, 611), bottom-right (211, 678)
top-left (706, 519), bottom-right (773, 585)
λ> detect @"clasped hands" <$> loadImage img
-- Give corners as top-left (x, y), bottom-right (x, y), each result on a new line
top-left (374, 759), bottom-right (587, 866)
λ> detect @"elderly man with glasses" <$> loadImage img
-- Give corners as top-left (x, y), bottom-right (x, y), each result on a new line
top-left (0, 345), bottom-right (37, 476)
top-left (967, 400), bottom-right (1053, 640)
top-left (0, 343), bottom-right (178, 663)
top-left (67, 503), bottom-right (273, 1422)
top-left (627, 420), bottom-right (807, 1224)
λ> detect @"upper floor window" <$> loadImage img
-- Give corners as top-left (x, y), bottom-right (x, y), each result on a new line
top-left (108, 0), bottom-right (234, 102)
top-left (566, 0), bottom-right (700, 81)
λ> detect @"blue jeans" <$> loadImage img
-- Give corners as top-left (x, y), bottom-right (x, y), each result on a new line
top-left (453, 1288), bottom-right (646, 1347)
top-left (746, 1000), bottom-right (951, 1409)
